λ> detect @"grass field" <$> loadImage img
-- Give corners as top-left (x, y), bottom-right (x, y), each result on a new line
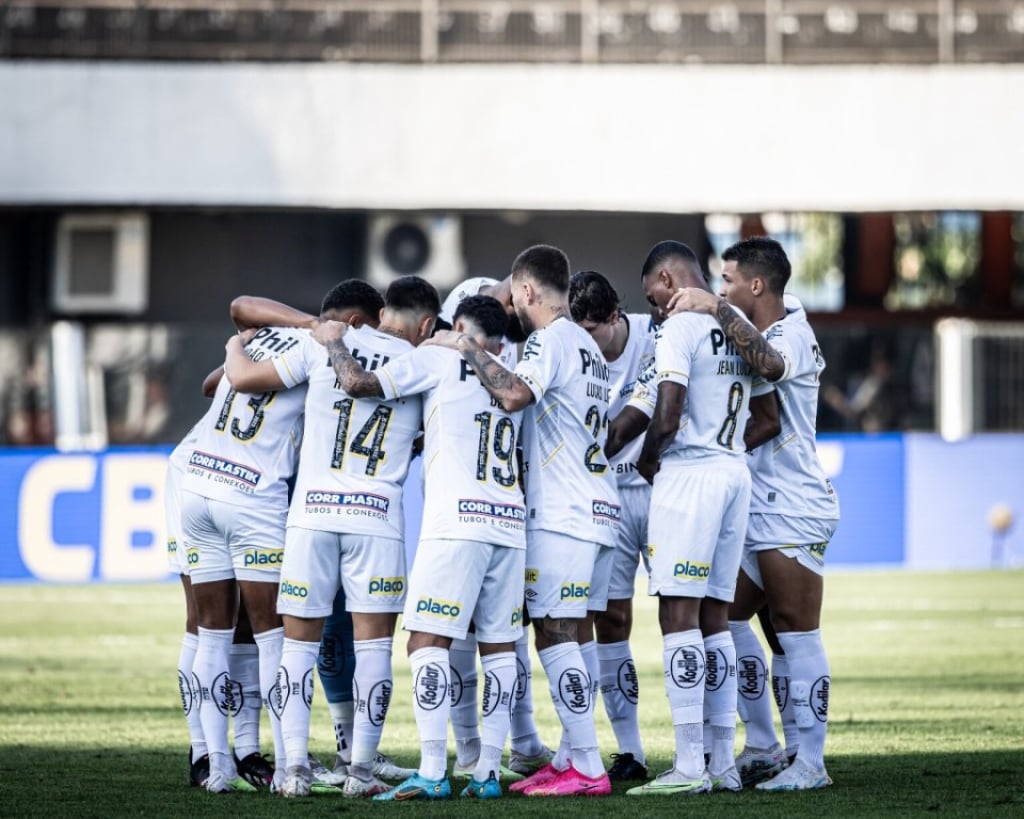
top-left (2, 570), bottom-right (1023, 818)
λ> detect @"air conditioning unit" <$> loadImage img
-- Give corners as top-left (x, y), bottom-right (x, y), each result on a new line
top-left (366, 213), bottom-right (466, 293)
top-left (52, 212), bottom-right (149, 314)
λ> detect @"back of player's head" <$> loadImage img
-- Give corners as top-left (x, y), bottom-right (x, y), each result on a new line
top-left (640, 240), bottom-right (701, 280)
top-left (722, 236), bottom-right (791, 295)
top-left (321, 278), bottom-right (384, 319)
top-left (569, 271), bottom-right (620, 324)
top-left (510, 244), bottom-right (570, 294)
top-left (384, 275), bottom-right (441, 317)
top-left (454, 295), bottom-right (508, 343)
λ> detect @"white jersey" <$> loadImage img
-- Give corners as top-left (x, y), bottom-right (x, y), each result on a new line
top-left (376, 345), bottom-right (526, 548)
top-left (440, 276), bottom-right (518, 370)
top-left (515, 316), bottom-right (620, 547)
top-left (274, 326), bottom-right (423, 539)
top-left (607, 313), bottom-right (657, 489)
top-left (182, 326), bottom-right (306, 507)
top-left (653, 312), bottom-right (772, 464)
top-left (747, 297), bottom-right (840, 520)
top-left (169, 420), bottom-right (202, 472)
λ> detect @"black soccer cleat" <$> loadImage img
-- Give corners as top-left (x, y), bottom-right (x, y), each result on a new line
top-left (235, 751), bottom-right (275, 788)
top-left (607, 752), bottom-right (649, 781)
top-left (189, 751), bottom-right (210, 788)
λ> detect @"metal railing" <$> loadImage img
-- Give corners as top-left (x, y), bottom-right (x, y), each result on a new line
top-left (1, 0), bottom-right (1022, 63)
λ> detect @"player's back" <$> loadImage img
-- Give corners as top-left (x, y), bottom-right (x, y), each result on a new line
top-left (183, 326), bottom-right (307, 507)
top-left (280, 325), bottom-right (423, 540)
top-left (516, 317), bottom-right (620, 546)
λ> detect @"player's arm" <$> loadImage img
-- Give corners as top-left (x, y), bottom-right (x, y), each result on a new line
top-left (636, 381), bottom-right (686, 484)
top-left (201, 366), bottom-right (224, 398)
top-left (425, 330), bottom-right (533, 412)
top-left (223, 333), bottom-right (287, 393)
top-left (744, 391), bottom-right (781, 452)
top-left (605, 406), bottom-right (650, 460)
top-left (667, 289), bottom-right (785, 382)
top-left (311, 321), bottom-right (384, 399)
top-left (230, 295), bottom-right (320, 332)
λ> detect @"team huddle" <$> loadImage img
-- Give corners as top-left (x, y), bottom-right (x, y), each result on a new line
top-left (167, 237), bottom-right (840, 799)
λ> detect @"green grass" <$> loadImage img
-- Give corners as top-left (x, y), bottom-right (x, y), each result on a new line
top-left (1, 571), bottom-right (1023, 817)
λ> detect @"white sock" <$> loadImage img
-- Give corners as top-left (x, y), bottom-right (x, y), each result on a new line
top-left (730, 620), bottom-right (779, 750)
top-left (253, 628), bottom-right (284, 770)
top-left (776, 630), bottom-right (830, 770)
top-left (510, 632), bottom-right (544, 756)
top-left (703, 631), bottom-right (737, 776)
top-left (537, 642), bottom-right (603, 779)
top-left (177, 633), bottom-right (207, 759)
top-left (409, 646), bottom-right (451, 781)
top-left (596, 640), bottom-right (644, 762)
top-left (228, 642), bottom-right (261, 759)
top-left (477, 651), bottom-right (517, 781)
top-left (194, 626), bottom-right (236, 774)
top-left (663, 629), bottom-right (705, 779)
top-left (773, 653), bottom-right (799, 756)
top-left (328, 700), bottom-right (355, 761)
top-left (278, 637), bottom-right (320, 769)
top-left (351, 638), bottom-right (393, 774)
top-left (449, 635), bottom-right (480, 767)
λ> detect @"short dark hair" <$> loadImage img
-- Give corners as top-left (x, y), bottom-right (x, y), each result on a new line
top-left (569, 271), bottom-right (620, 324)
top-left (722, 236), bottom-right (791, 295)
top-left (384, 275), bottom-right (441, 316)
top-left (640, 240), bottom-right (700, 280)
top-left (453, 295), bottom-right (509, 340)
top-left (320, 278), bottom-right (384, 318)
top-left (511, 244), bottom-right (570, 294)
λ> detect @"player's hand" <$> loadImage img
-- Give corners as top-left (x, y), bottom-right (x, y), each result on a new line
top-left (421, 330), bottom-right (464, 350)
top-left (637, 456), bottom-right (660, 485)
top-left (667, 287), bottom-right (718, 316)
top-left (226, 327), bottom-right (258, 353)
top-left (311, 319), bottom-right (350, 347)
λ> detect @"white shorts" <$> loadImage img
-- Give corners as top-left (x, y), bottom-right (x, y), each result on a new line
top-left (606, 484), bottom-right (651, 600)
top-left (647, 459), bottom-right (751, 603)
top-left (588, 544), bottom-right (614, 613)
top-left (524, 531), bottom-right (598, 619)
top-left (402, 539), bottom-right (526, 643)
top-left (182, 490), bottom-right (286, 584)
top-left (277, 526), bottom-right (406, 618)
top-left (165, 462), bottom-right (192, 576)
top-left (741, 513), bottom-right (839, 585)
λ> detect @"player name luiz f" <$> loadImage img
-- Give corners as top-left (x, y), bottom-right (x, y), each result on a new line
top-left (188, 451), bottom-right (261, 487)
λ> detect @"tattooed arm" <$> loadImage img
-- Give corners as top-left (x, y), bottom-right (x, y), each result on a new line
top-left (426, 331), bottom-right (534, 411)
top-left (313, 320), bottom-right (384, 398)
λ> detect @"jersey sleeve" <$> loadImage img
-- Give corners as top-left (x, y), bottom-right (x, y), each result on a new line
top-left (653, 316), bottom-right (696, 388)
top-left (751, 374), bottom-right (775, 398)
top-left (376, 346), bottom-right (443, 400)
top-left (625, 357), bottom-right (658, 418)
top-left (764, 322), bottom-right (800, 383)
top-left (271, 331), bottom-right (316, 389)
top-left (514, 329), bottom-right (559, 404)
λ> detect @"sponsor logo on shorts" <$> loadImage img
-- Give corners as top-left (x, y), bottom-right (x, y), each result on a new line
top-left (737, 655), bottom-right (767, 700)
top-left (414, 663), bottom-right (448, 711)
top-left (188, 450), bottom-right (261, 487)
top-left (560, 582), bottom-right (590, 600)
top-left (242, 548), bottom-right (283, 567)
top-left (368, 576), bottom-right (404, 595)
top-left (186, 548), bottom-right (200, 566)
top-left (669, 646), bottom-right (706, 689)
top-left (808, 541), bottom-right (828, 559)
top-left (524, 568), bottom-right (539, 584)
top-left (592, 500), bottom-right (622, 521)
top-left (558, 667), bottom-right (590, 714)
top-left (617, 659), bottom-right (639, 704)
top-left (279, 578), bottom-right (310, 599)
top-left (167, 538), bottom-right (177, 555)
top-left (673, 560), bottom-right (711, 579)
top-left (304, 490), bottom-right (390, 513)
top-left (415, 596), bottom-right (462, 619)
top-left (510, 606), bottom-right (524, 627)
top-left (456, 499), bottom-right (526, 521)
top-left (812, 676), bottom-right (830, 722)
top-left (647, 543), bottom-right (656, 558)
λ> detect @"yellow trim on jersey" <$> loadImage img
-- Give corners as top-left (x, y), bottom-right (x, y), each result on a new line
top-left (535, 400), bottom-right (559, 424)
top-left (277, 355), bottom-right (300, 388)
top-left (377, 367), bottom-right (400, 399)
top-left (541, 442), bottom-right (565, 467)
top-left (772, 432), bottom-right (797, 454)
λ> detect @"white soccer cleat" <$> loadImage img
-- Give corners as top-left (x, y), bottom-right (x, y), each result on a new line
top-left (280, 764), bottom-right (313, 798)
top-left (342, 772), bottom-right (391, 798)
top-left (755, 758), bottom-right (832, 791)
top-left (736, 743), bottom-right (787, 787)
top-left (370, 753), bottom-right (416, 781)
top-left (710, 765), bottom-right (743, 792)
top-left (309, 754), bottom-right (346, 786)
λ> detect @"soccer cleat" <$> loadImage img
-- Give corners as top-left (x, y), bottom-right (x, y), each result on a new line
top-left (736, 744), bottom-right (788, 787)
top-left (460, 773), bottom-right (503, 799)
top-left (508, 762), bottom-right (561, 794)
top-left (607, 752), bottom-right (649, 781)
top-left (372, 772), bottom-right (452, 801)
top-left (189, 752), bottom-right (210, 788)
top-left (331, 753), bottom-right (349, 779)
top-left (342, 772), bottom-right (392, 798)
top-left (452, 760), bottom-right (524, 782)
top-left (235, 751), bottom-right (274, 789)
top-left (524, 764), bottom-right (611, 797)
top-left (280, 764), bottom-right (313, 798)
top-left (309, 754), bottom-right (346, 786)
top-left (204, 771), bottom-right (258, 794)
top-left (626, 768), bottom-right (712, 796)
top-left (755, 758), bottom-right (832, 791)
top-left (371, 752), bottom-right (416, 780)
top-left (508, 744), bottom-right (555, 776)
top-left (710, 766), bottom-right (743, 792)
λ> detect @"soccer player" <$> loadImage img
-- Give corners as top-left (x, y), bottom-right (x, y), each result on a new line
top-left (429, 245), bottom-right (619, 797)
top-left (223, 275), bottom-right (440, 799)
top-left (568, 271), bottom-right (655, 781)
top-left (667, 236), bottom-right (840, 790)
top-left (318, 295), bottom-right (527, 800)
top-left (625, 240), bottom-right (773, 797)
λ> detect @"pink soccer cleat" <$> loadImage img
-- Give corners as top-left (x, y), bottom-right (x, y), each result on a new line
top-left (523, 764), bottom-right (611, 797)
top-left (508, 762), bottom-right (561, 794)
